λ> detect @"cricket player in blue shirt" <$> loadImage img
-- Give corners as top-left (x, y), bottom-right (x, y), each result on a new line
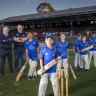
top-left (74, 33), bottom-right (82, 68)
top-left (38, 34), bottom-right (61, 96)
top-left (88, 32), bottom-right (96, 68)
top-left (79, 36), bottom-right (89, 71)
top-left (55, 32), bottom-right (69, 78)
top-left (25, 32), bottom-right (39, 80)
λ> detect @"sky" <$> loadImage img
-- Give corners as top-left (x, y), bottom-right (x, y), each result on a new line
top-left (0, 0), bottom-right (96, 20)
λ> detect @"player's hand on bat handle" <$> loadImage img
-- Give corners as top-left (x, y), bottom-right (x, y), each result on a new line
top-left (41, 67), bottom-right (46, 74)
top-left (57, 56), bottom-right (61, 60)
top-left (26, 57), bottom-right (29, 62)
top-left (57, 53), bottom-right (65, 60)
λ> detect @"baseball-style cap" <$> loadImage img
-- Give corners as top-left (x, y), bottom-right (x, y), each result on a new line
top-left (45, 34), bottom-right (53, 39)
top-left (92, 32), bottom-right (95, 34)
top-left (77, 33), bottom-right (82, 36)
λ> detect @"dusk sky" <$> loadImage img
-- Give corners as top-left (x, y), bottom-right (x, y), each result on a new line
top-left (0, 0), bottom-right (96, 20)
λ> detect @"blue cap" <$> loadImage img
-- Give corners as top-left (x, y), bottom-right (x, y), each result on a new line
top-left (77, 33), bottom-right (82, 36)
top-left (45, 34), bottom-right (53, 39)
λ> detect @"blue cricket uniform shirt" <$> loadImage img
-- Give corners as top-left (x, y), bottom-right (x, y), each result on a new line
top-left (88, 37), bottom-right (96, 51)
top-left (38, 45), bottom-right (59, 73)
top-left (55, 40), bottom-right (69, 59)
top-left (25, 38), bottom-right (39, 61)
top-left (74, 40), bottom-right (82, 52)
top-left (79, 41), bottom-right (89, 55)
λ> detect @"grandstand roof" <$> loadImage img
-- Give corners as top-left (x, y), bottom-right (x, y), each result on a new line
top-left (0, 5), bottom-right (96, 24)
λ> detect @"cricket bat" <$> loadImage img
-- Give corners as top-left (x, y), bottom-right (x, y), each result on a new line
top-left (37, 53), bottom-right (65, 75)
top-left (80, 45), bottom-right (94, 52)
top-left (69, 63), bottom-right (77, 79)
top-left (16, 60), bottom-right (28, 82)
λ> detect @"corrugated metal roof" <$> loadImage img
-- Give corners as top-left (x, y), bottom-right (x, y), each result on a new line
top-left (0, 5), bottom-right (96, 23)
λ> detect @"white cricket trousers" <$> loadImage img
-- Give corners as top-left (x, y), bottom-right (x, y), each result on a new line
top-left (28, 59), bottom-right (37, 76)
top-left (80, 54), bottom-right (89, 69)
top-left (33, 68), bottom-right (37, 76)
top-left (74, 53), bottom-right (81, 68)
top-left (88, 51), bottom-right (96, 68)
top-left (38, 73), bottom-right (57, 96)
top-left (57, 59), bottom-right (68, 79)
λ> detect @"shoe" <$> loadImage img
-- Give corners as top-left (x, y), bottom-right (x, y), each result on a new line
top-left (32, 76), bottom-right (37, 80)
top-left (27, 76), bottom-right (31, 80)
top-left (80, 68), bottom-right (83, 71)
top-left (0, 73), bottom-right (2, 76)
top-left (86, 69), bottom-right (89, 72)
top-left (14, 70), bottom-right (18, 73)
top-left (35, 75), bottom-right (37, 78)
top-left (10, 70), bottom-right (14, 73)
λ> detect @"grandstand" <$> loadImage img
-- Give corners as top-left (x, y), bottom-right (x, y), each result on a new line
top-left (0, 5), bottom-right (96, 48)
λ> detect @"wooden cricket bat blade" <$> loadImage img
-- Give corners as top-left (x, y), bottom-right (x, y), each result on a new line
top-left (81, 45), bottom-right (94, 52)
top-left (37, 59), bottom-right (57, 75)
top-left (15, 61), bottom-right (28, 82)
top-left (69, 65), bottom-right (77, 79)
top-left (37, 53), bottom-right (65, 75)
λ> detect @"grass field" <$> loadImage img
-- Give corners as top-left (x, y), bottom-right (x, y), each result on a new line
top-left (0, 51), bottom-right (96, 96)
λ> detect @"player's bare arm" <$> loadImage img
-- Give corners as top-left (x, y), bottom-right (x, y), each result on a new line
top-left (77, 47), bottom-right (80, 52)
top-left (40, 59), bottom-right (45, 73)
top-left (36, 47), bottom-right (39, 57)
top-left (74, 46), bottom-right (76, 54)
top-left (26, 49), bottom-right (29, 61)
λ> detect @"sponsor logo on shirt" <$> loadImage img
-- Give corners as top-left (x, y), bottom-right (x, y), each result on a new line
top-left (29, 45), bottom-right (35, 49)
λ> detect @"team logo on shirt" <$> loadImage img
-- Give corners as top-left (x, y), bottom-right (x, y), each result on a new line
top-left (29, 45), bottom-right (35, 49)
top-left (23, 34), bottom-right (25, 37)
top-left (33, 42), bottom-right (35, 44)
top-left (45, 53), bottom-right (49, 55)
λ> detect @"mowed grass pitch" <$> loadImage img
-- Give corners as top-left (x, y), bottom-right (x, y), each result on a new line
top-left (0, 51), bottom-right (96, 96)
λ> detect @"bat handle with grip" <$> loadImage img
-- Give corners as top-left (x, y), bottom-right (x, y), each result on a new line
top-left (56, 53), bottom-right (65, 61)
top-left (60, 53), bottom-right (65, 58)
